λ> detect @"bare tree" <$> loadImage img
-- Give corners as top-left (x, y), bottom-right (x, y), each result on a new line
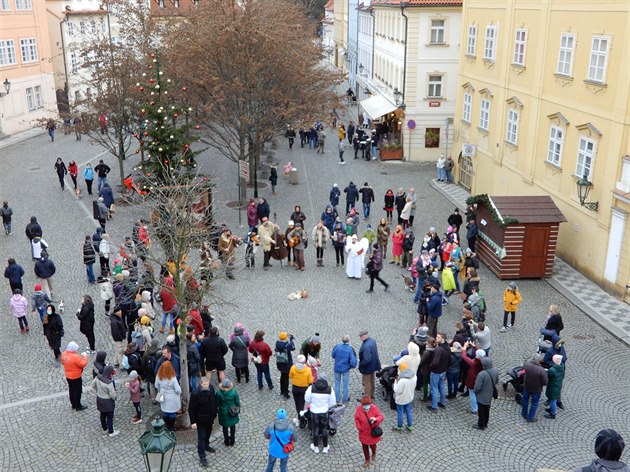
top-left (72, 0), bottom-right (172, 188)
top-left (166, 0), bottom-right (341, 201)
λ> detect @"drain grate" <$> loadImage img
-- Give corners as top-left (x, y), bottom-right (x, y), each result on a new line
top-left (29, 167), bottom-right (41, 171)
top-left (380, 172), bottom-right (388, 175)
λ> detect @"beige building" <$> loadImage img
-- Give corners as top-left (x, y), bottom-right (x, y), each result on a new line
top-left (452, 0), bottom-right (630, 301)
top-left (364, 0), bottom-right (462, 162)
top-left (0, 0), bottom-right (57, 135)
top-left (333, 0), bottom-right (348, 69)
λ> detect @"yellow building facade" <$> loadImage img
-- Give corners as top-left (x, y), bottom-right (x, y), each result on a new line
top-left (333, 0), bottom-right (348, 70)
top-left (452, 0), bottom-right (630, 301)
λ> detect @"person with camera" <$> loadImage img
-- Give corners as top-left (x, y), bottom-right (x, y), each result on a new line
top-left (354, 396), bottom-right (384, 469)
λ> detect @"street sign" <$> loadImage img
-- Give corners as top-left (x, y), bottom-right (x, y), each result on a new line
top-left (429, 101), bottom-right (441, 107)
top-left (239, 160), bottom-right (249, 180)
top-left (407, 119), bottom-right (416, 130)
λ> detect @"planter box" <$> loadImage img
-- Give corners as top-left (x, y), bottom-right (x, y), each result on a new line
top-left (380, 148), bottom-right (403, 160)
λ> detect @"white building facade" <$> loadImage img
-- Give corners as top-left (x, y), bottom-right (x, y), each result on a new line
top-left (356, 2), bottom-right (373, 101)
top-left (322, 0), bottom-right (335, 64)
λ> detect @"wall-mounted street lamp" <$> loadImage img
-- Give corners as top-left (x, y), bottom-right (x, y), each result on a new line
top-left (576, 174), bottom-right (599, 211)
top-left (0, 78), bottom-right (11, 97)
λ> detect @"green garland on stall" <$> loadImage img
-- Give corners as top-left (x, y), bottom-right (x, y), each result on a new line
top-left (466, 194), bottom-right (519, 228)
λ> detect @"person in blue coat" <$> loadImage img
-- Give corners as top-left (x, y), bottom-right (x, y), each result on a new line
top-left (331, 335), bottom-right (357, 404)
top-left (426, 283), bottom-right (443, 338)
top-left (358, 330), bottom-right (381, 399)
top-left (82, 163), bottom-right (95, 195)
top-left (4, 258), bottom-right (25, 293)
top-left (321, 204), bottom-right (337, 235)
top-left (264, 408), bottom-right (296, 472)
top-left (99, 183), bottom-right (115, 209)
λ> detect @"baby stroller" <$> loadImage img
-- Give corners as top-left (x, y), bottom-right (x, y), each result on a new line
top-left (299, 403), bottom-right (347, 436)
top-left (375, 365), bottom-right (398, 410)
top-left (502, 365), bottom-right (525, 403)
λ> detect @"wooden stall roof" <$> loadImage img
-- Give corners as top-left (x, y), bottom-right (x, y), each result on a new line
top-left (489, 196), bottom-right (567, 224)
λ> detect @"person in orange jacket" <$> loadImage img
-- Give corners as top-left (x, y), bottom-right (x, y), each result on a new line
top-left (500, 282), bottom-right (523, 332)
top-left (60, 341), bottom-right (90, 410)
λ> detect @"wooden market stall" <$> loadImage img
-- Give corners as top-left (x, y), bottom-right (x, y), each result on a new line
top-left (467, 195), bottom-right (567, 279)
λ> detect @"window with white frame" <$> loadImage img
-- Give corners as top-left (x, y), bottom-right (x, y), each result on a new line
top-left (506, 109), bottom-right (519, 145)
top-left (430, 19), bottom-right (445, 44)
top-left (513, 29), bottom-right (527, 66)
top-left (547, 126), bottom-right (564, 166)
top-left (462, 92), bottom-right (472, 123)
top-left (0, 39), bottom-right (17, 66)
top-left (25, 87), bottom-right (35, 111)
top-left (15, 0), bottom-right (31, 10)
top-left (479, 98), bottom-right (491, 131)
top-left (576, 137), bottom-right (595, 178)
top-left (20, 38), bottom-right (38, 63)
top-left (71, 52), bottom-right (78, 73)
top-left (1, 0), bottom-right (10, 11)
top-left (467, 24), bottom-right (477, 56)
top-left (33, 85), bottom-right (42, 108)
top-left (588, 36), bottom-right (609, 83)
top-left (428, 75), bottom-right (443, 98)
top-left (557, 34), bottom-right (575, 76)
top-left (484, 25), bottom-right (497, 61)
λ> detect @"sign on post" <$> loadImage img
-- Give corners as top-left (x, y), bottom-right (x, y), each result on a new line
top-left (239, 160), bottom-right (249, 180)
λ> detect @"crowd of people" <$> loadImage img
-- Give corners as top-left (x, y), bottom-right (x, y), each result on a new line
top-left (2, 116), bottom-right (625, 472)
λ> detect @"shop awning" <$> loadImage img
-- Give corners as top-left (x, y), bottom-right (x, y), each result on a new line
top-left (360, 95), bottom-right (398, 120)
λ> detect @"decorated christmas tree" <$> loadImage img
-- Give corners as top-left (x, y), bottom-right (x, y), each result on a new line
top-left (133, 52), bottom-right (202, 190)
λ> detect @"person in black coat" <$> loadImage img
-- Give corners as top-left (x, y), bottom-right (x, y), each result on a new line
top-left (228, 326), bottom-right (250, 383)
top-left (189, 376), bottom-right (218, 467)
top-left (4, 258), bottom-right (25, 293)
top-left (25, 216), bottom-right (43, 243)
top-left (447, 208), bottom-right (463, 238)
top-left (44, 304), bottom-right (64, 360)
top-left (275, 333), bottom-right (295, 399)
top-left (34, 252), bottom-right (56, 299)
top-left (395, 189), bottom-right (407, 225)
top-left (257, 198), bottom-right (270, 223)
top-left (54, 158), bottom-right (68, 190)
top-left (269, 166), bottom-right (278, 194)
top-left (83, 235), bottom-right (97, 283)
top-left (544, 305), bottom-right (564, 339)
top-left (199, 327), bottom-right (228, 383)
top-left (110, 310), bottom-right (126, 367)
top-left (466, 219), bottom-right (479, 252)
top-left (77, 295), bottom-right (96, 352)
top-left (344, 181), bottom-right (359, 215)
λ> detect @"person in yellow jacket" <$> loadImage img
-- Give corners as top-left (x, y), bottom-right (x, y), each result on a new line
top-left (338, 125), bottom-right (346, 141)
top-left (500, 282), bottom-right (522, 332)
top-left (289, 354), bottom-right (313, 424)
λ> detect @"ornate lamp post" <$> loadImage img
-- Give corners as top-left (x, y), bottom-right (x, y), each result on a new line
top-left (138, 419), bottom-right (177, 472)
top-left (0, 78), bottom-right (11, 97)
top-left (576, 174), bottom-right (599, 211)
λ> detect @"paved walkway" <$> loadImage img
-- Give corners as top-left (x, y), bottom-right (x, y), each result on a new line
top-left (429, 178), bottom-right (630, 346)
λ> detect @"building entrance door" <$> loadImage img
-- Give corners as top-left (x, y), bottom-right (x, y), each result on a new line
top-left (458, 152), bottom-right (473, 190)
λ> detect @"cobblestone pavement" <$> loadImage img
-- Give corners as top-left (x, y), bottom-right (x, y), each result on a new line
top-left (430, 178), bottom-right (630, 346)
top-left (0, 123), bottom-right (629, 472)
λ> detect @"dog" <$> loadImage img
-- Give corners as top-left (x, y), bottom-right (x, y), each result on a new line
top-left (288, 289), bottom-right (308, 301)
top-left (75, 188), bottom-right (81, 197)
top-left (401, 274), bottom-right (414, 291)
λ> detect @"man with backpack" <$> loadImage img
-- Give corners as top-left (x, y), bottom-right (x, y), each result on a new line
top-left (275, 332), bottom-right (296, 400)
top-left (122, 342), bottom-right (142, 375)
top-left (142, 338), bottom-right (160, 401)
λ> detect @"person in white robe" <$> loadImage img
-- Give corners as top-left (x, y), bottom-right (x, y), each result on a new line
top-left (345, 235), bottom-right (368, 279)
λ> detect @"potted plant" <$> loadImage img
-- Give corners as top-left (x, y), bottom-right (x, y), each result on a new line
top-left (380, 143), bottom-right (403, 161)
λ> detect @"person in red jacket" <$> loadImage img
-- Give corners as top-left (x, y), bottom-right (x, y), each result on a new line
top-left (68, 160), bottom-right (79, 192)
top-left (354, 396), bottom-right (384, 468)
top-left (460, 342), bottom-right (485, 414)
top-left (247, 330), bottom-right (274, 390)
top-left (159, 276), bottom-right (178, 334)
top-left (60, 341), bottom-right (90, 410)
top-left (186, 304), bottom-right (204, 336)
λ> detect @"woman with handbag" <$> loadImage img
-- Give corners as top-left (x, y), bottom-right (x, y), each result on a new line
top-left (248, 330), bottom-right (274, 390)
top-left (216, 378), bottom-right (240, 446)
top-left (354, 396), bottom-right (384, 468)
top-left (155, 360), bottom-right (181, 431)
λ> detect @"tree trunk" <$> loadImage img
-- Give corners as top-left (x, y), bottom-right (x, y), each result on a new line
top-left (117, 135), bottom-right (126, 190)
top-left (177, 323), bottom-right (191, 430)
top-left (238, 134), bottom-right (247, 203)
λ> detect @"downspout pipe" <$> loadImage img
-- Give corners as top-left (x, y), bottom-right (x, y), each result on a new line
top-left (369, 6), bottom-right (375, 81)
top-left (59, 16), bottom-right (69, 95)
top-left (400, 2), bottom-right (408, 103)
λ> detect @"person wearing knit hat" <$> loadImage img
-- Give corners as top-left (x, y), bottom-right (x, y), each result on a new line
top-left (392, 362), bottom-right (416, 431)
top-left (594, 429), bottom-right (627, 463)
top-left (354, 394), bottom-right (384, 468)
top-left (216, 377), bottom-right (240, 446)
top-left (127, 370), bottom-right (143, 424)
top-left (60, 341), bottom-right (89, 410)
top-left (31, 282), bottom-right (51, 322)
top-left (276, 332), bottom-right (295, 399)
top-left (264, 407), bottom-right (296, 470)
top-left (543, 354), bottom-right (565, 420)
top-left (500, 281), bottom-right (522, 332)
